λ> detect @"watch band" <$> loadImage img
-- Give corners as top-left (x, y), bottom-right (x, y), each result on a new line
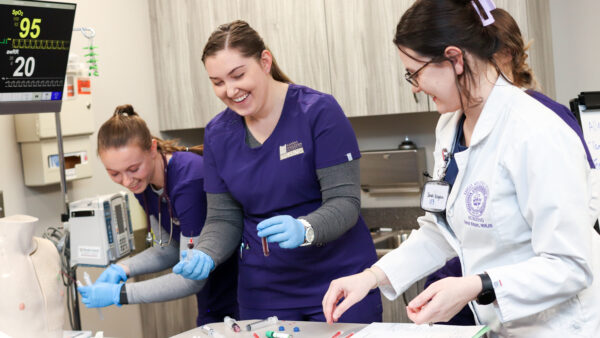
top-left (476, 272), bottom-right (496, 305)
top-left (119, 284), bottom-right (128, 305)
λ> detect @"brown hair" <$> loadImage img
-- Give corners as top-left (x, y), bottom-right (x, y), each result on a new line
top-left (201, 20), bottom-right (292, 83)
top-left (492, 8), bottom-right (538, 90)
top-left (97, 104), bottom-right (203, 155)
top-left (393, 0), bottom-right (511, 109)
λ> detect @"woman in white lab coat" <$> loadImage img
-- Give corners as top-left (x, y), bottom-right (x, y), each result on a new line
top-left (322, 0), bottom-right (600, 336)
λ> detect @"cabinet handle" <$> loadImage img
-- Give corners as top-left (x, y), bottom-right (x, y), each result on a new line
top-left (413, 93), bottom-right (419, 104)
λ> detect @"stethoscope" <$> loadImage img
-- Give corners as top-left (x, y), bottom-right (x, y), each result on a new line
top-left (142, 152), bottom-right (179, 248)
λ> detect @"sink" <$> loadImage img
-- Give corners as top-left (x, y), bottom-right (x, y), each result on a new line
top-left (371, 229), bottom-right (413, 258)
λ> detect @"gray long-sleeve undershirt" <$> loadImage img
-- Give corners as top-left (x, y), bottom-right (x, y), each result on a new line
top-left (198, 127), bottom-right (361, 265)
top-left (119, 213), bottom-right (206, 304)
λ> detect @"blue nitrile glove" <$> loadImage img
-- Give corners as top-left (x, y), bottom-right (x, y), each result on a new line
top-left (257, 215), bottom-right (305, 249)
top-left (95, 264), bottom-right (127, 284)
top-left (172, 249), bottom-right (215, 280)
top-left (78, 283), bottom-right (122, 308)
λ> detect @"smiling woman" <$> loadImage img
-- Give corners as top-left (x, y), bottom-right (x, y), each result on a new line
top-left (77, 104), bottom-right (239, 326)
top-left (175, 20), bottom-right (383, 323)
top-left (321, 0), bottom-right (600, 336)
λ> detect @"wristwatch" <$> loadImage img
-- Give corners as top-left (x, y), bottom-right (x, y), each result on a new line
top-left (476, 272), bottom-right (496, 305)
top-left (298, 219), bottom-right (314, 246)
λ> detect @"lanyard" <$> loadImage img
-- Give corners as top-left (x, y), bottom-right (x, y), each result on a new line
top-left (436, 114), bottom-right (464, 181)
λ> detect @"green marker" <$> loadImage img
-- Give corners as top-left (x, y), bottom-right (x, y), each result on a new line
top-left (266, 331), bottom-right (292, 338)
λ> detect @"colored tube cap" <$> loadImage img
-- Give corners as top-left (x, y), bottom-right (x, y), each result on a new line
top-left (293, 327), bottom-right (300, 332)
top-left (266, 331), bottom-right (275, 338)
top-left (279, 326), bottom-right (285, 331)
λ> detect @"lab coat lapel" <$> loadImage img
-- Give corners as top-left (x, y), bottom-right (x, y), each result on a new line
top-left (446, 77), bottom-right (513, 211)
top-left (470, 76), bottom-right (513, 147)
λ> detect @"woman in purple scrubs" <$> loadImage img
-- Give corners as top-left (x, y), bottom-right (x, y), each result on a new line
top-left (423, 7), bottom-right (596, 326)
top-left (78, 105), bottom-right (237, 326)
top-left (172, 20), bottom-right (382, 323)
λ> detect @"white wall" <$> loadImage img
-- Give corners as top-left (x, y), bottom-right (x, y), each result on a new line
top-left (550, 0), bottom-right (600, 105)
top-left (0, 0), bottom-right (160, 237)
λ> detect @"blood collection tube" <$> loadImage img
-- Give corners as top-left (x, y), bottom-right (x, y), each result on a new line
top-left (261, 236), bottom-right (270, 256)
top-left (224, 316), bottom-right (241, 332)
top-left (186, 238), bottom-right (194, 261)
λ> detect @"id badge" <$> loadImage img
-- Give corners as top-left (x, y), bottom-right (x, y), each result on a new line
top-left (420, 180), bottom-right (450, 213)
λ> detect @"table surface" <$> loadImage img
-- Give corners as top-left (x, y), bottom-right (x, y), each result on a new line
top-left (170, 319), bottom-right (366, 338)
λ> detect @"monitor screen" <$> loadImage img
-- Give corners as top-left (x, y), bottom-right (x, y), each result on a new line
top-left (0, 0), bottom-right (76, 114)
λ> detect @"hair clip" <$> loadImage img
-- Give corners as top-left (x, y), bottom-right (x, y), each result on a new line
top-left (471, 0), bottom-right (496, 27)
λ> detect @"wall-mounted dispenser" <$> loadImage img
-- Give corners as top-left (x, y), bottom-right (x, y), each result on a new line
top-left (14, 54), bottom-right (94, 187)
top-left (360, 145), bottom-right (427, 195)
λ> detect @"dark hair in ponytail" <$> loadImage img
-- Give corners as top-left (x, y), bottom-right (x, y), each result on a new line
top-left (394, 0), bottom-right (509, 107)
top-left (97, 104), bottom-right (203, 155)
top-left (492, 8), bottom-right (537, 90)
top-left (201, 20), bottom-right (292, 84)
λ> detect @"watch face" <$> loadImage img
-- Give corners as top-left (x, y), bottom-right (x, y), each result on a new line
top-left (306, 227), bottom-right (315, 242)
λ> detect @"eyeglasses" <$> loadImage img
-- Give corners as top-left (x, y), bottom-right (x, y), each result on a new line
top-left (404, 59), bottom-right (435, 88)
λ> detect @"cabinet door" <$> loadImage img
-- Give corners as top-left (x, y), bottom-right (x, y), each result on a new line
top-left (324, 0), bottom-right (429, 117)
top-left (235, 0), bottom-right (331, 95)
top-left (149, 0), bottom-right (331, 130)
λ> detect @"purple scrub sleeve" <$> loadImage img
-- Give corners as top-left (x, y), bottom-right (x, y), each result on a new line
top-left (202, 84), bottom-right (381, 320)
top-left (311, 95), bottom-right (362, 169)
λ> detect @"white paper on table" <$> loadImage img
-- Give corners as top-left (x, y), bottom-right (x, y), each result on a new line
top-left (353, 322), bottom-right (489, 338)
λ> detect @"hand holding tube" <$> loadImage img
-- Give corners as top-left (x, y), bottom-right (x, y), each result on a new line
top-left (78, 282), bottom-right (122, 308)
top-left (257, 215), bottom-right (305, 249)
top-left (173, 249), bottom-right (215, 280)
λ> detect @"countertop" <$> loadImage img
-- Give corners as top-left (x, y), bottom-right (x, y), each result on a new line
top-left (170, 319), bottom-right (365, 338)
top-left (361, 207), bottom-right (424, 230)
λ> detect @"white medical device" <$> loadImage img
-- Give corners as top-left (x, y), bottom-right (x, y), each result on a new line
top-left (69, 192), bottom-right (135, 267)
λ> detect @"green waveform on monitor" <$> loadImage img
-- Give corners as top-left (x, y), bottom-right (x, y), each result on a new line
top-left (11, 38), bottom-right (70, 50)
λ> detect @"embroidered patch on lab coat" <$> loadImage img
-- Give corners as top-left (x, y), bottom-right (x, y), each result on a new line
top-left (464, 181), bottom-right (492, 228)
top-left (279, 141), bottom-right (304, 160)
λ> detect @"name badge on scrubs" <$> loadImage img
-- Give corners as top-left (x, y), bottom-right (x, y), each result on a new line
top-left (420, 180), bottom-right (450, 213)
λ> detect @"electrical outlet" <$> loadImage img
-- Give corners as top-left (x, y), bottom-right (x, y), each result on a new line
top-left (0, 191), bottom-right (4, 218)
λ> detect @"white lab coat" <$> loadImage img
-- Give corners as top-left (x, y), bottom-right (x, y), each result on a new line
top-left (375, 77), bottom-right (600, 337)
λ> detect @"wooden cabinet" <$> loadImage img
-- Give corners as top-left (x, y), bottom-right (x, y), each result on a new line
top-left (148, 0), bottom-right (330, 130)
top-left (324, 0), bottom-right (429, 117)
top-left (149, 0), bottom-right (555, 129)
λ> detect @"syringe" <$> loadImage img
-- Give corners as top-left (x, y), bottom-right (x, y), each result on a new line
top-left (246, 315), bottom-right (278, 331)
top-left (82, 271), bottom-right (104, 320)
top-left (200, 324), bottom-right (225, 338)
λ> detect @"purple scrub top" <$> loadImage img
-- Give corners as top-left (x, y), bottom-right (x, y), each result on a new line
top-left (203, 84), bottom-right (378, 310)
top-left (135, 151), bottom-right (238, 324)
